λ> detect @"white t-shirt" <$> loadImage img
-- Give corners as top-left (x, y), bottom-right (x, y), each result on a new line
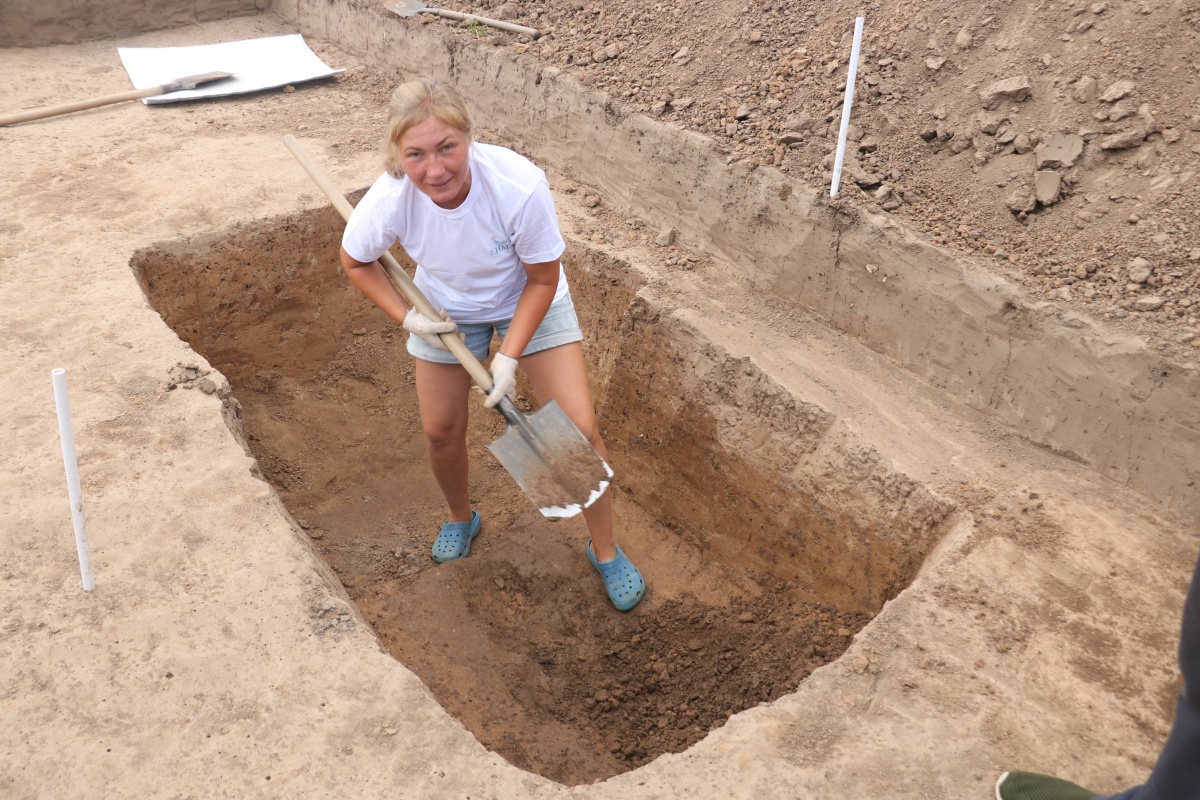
top-left (341, 142), bottom-right (569, 324)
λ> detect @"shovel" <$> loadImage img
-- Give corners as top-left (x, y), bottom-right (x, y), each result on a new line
top-left (0, 71), bottom-right (234, 127)
top-left (282, 134), bottom-right (611, 518)
top-left (387, 0), bottom-right (540, 38)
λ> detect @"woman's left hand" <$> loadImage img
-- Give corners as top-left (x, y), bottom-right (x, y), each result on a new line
top-left (486, 353), bottom-right (519, 408)
top-left (487, 259), bottom-right (557, 408)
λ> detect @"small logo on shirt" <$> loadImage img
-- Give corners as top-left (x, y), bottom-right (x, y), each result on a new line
top-left (489, 239), bottom-right (513, 256)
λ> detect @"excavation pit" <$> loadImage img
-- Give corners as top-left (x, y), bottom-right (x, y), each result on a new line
top-left (131, 203), bottom-right (954, 785)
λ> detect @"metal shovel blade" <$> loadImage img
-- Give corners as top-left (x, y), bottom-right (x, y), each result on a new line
top-left (389, 0), bottom-right (431, 16)
top-left (486, 399), bottom-right (613, 519)
top-left (160, 71), bottom-right (234, 93)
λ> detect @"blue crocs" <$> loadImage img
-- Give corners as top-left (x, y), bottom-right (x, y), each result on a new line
top-left (587, 540), bottom-right (646, 611)
top-left (431, 510), bottom-right (482, 564)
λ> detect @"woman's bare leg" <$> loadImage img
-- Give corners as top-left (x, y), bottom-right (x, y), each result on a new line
top-left (414, 359), bottom-right (474, 523)
top-left (519, 342), bottom-right (617, 561)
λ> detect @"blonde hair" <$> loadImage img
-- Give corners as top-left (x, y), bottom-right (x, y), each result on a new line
top-left (383, 76), bottom-right (472, 179)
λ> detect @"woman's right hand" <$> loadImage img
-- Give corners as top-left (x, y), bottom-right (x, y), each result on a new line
top-left (485, 353), bottom-right (519, 408)
top-left (403, 307), bottom-right (459, 350)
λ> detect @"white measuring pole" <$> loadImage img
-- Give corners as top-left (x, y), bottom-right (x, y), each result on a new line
top-left (51, 369), bottom-right (95, 592)
top-left (830, 16), bottom-right (866, 199)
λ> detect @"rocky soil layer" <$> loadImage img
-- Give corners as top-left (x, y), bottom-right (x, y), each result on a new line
top-left (399, 0), bottom-right (1200, 360)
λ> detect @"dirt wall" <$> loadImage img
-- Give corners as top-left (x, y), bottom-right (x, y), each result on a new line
top-left (0, 0), bottom-right (268, 47)
top-left (596, 292), bottom-right (955, 615)
top-left (271, 0), bottom-right (1200, 528)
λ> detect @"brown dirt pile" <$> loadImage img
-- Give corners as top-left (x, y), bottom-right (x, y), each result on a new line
top-left (409, 0), bottom-right (1200, 361)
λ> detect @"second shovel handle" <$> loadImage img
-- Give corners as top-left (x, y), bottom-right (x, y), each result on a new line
top-left (431, 9), bottom-right (540, 38)
top-left (0, 86), bottom-right (163, 127)
top-left (281, 134), bottom-right (496, 393)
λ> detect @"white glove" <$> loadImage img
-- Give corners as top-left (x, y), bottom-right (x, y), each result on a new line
top-left (485, 353), bottom-right (519, 408)
top-left (403, 307), bottom-right (458, 350)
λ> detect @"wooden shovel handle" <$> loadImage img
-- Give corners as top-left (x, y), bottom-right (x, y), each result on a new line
top-left (430, 9), bottom-right (540, 38)
top-left (0, 86), bottom-right (164, 127)
top-left (281, 134), bottom-right (496, 393)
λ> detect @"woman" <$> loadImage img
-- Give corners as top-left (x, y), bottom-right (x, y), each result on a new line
top-left (339, 76), bottom-right (645, 612)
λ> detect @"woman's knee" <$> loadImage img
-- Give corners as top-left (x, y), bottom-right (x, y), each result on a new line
top-left (423, 419), bottom-right (467, 451)
top-left (575, 417), bottom-right (602, 447)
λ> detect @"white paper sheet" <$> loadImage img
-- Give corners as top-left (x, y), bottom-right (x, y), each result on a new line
top-left (118, 34), bottom-right (343, 105)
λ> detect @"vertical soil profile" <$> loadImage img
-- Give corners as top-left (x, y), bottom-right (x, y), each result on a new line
top-left (130, 204), bottom-right (951, 784)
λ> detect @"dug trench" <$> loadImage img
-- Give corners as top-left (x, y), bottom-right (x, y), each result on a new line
top-left (130, 200), bottom-right (954, 785)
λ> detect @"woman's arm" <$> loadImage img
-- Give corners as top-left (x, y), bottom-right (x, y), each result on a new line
top-left (498, 259), bottom-right (560, 359)
top-left (339, 246), bottom-right (413, 324)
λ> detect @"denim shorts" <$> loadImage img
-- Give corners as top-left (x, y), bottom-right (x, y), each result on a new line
top-left (406, 292), bottom-right (584, 364)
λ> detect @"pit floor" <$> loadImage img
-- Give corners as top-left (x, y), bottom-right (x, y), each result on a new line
top-left (1, 14), bottom-right (1196, 800)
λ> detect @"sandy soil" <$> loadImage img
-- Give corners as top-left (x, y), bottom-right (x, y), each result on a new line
top-left (1, 3), bottom-right (1198, 799)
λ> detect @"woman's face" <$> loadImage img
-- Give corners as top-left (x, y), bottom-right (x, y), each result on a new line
top-left (396, 115), bottom-right (472, 209)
